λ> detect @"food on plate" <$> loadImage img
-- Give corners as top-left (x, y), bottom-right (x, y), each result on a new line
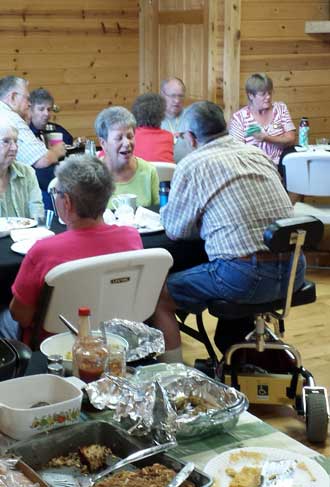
top-left (229, 451), bottom-right (264, 464)
top-left (297, 462), bottom-right (316, 481)
top-left (46, 444), bottom-right (112, 473)
top-left (96, 463), bottom-right (196, 487)
top-left (226, 465), bottom-right (261, 487)
top-left (78, 444), bottom-right (111, 472)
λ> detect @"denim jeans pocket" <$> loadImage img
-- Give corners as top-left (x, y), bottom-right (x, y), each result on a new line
top-left (211, 260), bottom-right (262, 302)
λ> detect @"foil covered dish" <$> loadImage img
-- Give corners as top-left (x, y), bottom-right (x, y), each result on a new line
top-left (85, 364), bottom-right (248, 440)
top-left (101, 319), bottom-right (165, 362)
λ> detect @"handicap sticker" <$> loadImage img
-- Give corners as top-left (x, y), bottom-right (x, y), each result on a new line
top-left (257, 384), bottom-right (269, 397)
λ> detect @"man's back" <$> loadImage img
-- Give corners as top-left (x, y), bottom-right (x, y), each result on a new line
top-left (161, 135), bottom-right (293, 260)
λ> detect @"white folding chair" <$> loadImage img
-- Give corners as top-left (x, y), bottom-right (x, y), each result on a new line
top-left (31, 248), bottom-right (173, 345)
top-left (282, 150), bottom-right (330, 224)
top-left (150, 162), bottom-right (176, 182)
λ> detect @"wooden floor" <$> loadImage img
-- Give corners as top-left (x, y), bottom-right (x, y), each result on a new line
top-left (181, 268), bottom-right (330, 457)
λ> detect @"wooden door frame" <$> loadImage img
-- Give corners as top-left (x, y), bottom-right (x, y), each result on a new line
top-left (223, 0), bottom-right (241, 122)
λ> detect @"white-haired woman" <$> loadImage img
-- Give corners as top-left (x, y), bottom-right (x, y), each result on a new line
top-left (0, 123), bottom-right (43, 217)
top-left (95, 106), bottom-right (159, 208)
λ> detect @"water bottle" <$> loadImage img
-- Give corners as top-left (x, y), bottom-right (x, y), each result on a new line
top-left (298, 117), bottom-right (309, 147)
top-left (159, 181), bottom-right (171, 207)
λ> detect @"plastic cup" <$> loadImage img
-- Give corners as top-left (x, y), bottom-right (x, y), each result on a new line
top-left (46, 132), bottom-right (63, 146)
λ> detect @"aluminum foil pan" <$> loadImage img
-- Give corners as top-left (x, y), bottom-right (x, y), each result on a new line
top-left (86, 364), bottom-right (248, 440)
top-left (101, 319), bottom-right (165, 362)
top-left (86, 375), bottom-right (176, 444)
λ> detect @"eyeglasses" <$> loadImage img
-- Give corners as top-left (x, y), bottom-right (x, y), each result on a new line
top-left (49, 187), bottom-right (65, 197)
top-left (0, 138), bottom-right (18, 147)
top-left (162, 91), bottom-right (185, 101)
top-left (15, 91), bottom-right (31, 102)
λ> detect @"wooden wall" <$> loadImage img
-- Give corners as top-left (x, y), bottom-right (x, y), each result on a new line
top-left (239, 0), bottom-right (330, 142)
top-left (0, 0), bottom-right (140, 140)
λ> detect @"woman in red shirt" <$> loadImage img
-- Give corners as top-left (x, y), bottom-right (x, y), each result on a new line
top-left (132, 93), bottom-right (174, 163)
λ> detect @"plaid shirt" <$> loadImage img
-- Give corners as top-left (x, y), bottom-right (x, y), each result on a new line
top-left (0, 101), bottom-right (47, 166)
top-left (160, 135), bottom-right (293, 260)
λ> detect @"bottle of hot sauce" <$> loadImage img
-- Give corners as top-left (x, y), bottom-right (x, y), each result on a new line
top-left (72, 307), bottom-right (108, 383)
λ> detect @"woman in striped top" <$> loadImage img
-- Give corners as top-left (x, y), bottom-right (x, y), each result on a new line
top-left (229, 73), bottom-right (296, 166)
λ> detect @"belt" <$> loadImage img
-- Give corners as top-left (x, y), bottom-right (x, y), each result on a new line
top-left (238, 251), bottom-right (292, 262)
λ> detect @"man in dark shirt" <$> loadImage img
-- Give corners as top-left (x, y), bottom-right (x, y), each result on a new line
top-left (29, 88), bottom-right (73, 146)
top-left (29, 88), bottom-right (74, 209)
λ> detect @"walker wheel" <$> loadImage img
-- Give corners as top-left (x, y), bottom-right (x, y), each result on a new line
top-left (306, 393), bottom-right (329, 443)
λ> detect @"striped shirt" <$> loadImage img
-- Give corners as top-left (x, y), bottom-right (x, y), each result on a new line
top-left (160, 135), bottom-right (293, 260)
top-left (229, 101), bottom-right (295, 165)
top-left (0, 101), bottom-right (47, 166)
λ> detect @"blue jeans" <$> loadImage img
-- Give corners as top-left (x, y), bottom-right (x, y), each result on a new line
top-left (167, 254), bottom-right (306, 313)
top-left (0, 308), bottom-right (21, 339)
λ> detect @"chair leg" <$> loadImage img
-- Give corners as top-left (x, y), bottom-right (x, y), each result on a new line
top-left (177, 312), bottom-right (218, 361)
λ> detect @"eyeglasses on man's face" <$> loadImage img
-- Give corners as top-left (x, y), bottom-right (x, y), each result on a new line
top-left (49, 187), bottom-right (65, 198)
top-left (162, 91), bottom-right (185, 101)
top-left (14, 91), bottom-right (31, 103)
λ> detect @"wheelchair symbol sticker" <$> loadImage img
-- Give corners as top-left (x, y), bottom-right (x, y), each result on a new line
top-left (257, 384), bottom-right (269, 397)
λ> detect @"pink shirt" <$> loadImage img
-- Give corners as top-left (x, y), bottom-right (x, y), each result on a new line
top-left (229, 101), bottom-right (295, 165)
top-left (133, 127), bottom-right (174, 162)
top-left (12, 223), bottom-right (143, 307)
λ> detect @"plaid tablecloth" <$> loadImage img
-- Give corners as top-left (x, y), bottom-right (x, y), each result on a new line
top-left (1, 410), bottom-right (329, 479)
top-left (172, 411), bottom-right (330, 476)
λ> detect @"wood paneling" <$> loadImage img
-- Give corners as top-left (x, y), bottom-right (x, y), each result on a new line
top-left (140, 0), bottom-right (222, 104)
top-left (238, 0), bottom-right (330, 142)
top-left (0, 1), bottom-right (139, 140)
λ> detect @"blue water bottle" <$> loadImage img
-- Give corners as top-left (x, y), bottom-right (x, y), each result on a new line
top-left (159, 181), bottom-right (170, 207)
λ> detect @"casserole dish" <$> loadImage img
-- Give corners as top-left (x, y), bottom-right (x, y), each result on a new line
top-left (0, 374), bottom-right (82, 439)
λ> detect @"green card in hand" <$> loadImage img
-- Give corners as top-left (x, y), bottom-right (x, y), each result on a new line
top-left (245, 124), bottom-right (262, 137)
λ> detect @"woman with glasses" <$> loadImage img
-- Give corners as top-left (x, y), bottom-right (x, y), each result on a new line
top-left (229, 73), bottom-right (296, 166)
top-left (0, 122), bottom-right (43, 218)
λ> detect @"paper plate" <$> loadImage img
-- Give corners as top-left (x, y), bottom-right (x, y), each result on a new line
top-left (204, 446), bottom-right (329, 487)
top-left (11, 239), bottom-right (38, 255)
top-left (0, 217), bottom-right (37, 238)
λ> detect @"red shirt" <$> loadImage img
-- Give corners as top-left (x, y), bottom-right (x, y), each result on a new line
top-left (12, 223), bottom-right (143, 345)
top-left (133, 127), bottom-right (174, 163)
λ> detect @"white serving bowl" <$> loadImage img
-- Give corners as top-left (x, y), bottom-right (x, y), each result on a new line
top-left (0, 374), bottom-right (83, 440)
top-left (40, 331), bottom-right (129, 374)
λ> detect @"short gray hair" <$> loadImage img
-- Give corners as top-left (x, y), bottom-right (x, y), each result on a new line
top-left (0, 76), bottom-right (28, 99)
top-left (94, 106), bottom-right (136, 140)
top-left (55, 154), bottom-right (114, 219)
top-left (183, 101), bottom-right (227, 144)
top-left (245, 73), bottom-right (273, 96)
top-left (30, 88), bottom-right (54, 107)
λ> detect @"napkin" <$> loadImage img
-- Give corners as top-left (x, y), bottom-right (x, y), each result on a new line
top-left (134, 207), bottom-right (161, 229)
top-left (10, 227), bottom-right (54, 242)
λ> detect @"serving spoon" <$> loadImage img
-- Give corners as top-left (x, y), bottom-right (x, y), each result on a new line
top-left (58, 314), bottom-right (78, 336)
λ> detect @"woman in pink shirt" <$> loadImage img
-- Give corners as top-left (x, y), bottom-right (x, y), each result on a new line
top-left (132, 93), bottom-right (174, 163)
top-left (229, 73), bottom-right (296, 166)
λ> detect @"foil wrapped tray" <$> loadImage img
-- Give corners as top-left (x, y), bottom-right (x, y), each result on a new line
top-left (6, 421), bottom-right (212, 487)
top-left (86, 364), bottom-right (248, 440)
top-left (101, 319), bottom-right (165, 362)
